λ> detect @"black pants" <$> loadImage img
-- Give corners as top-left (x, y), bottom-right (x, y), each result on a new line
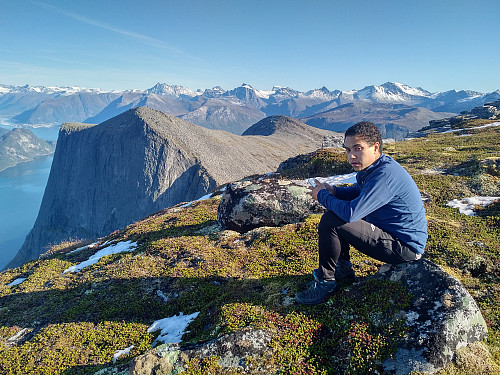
top-left (318, 210), bottom-right (421, 280)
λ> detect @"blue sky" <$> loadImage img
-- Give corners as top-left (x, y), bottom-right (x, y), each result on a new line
top-left (1, 0), bottom-right (499, 93)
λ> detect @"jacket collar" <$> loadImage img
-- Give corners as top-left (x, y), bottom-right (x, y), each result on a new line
top-left (356, 153), bottom-right (385, 185)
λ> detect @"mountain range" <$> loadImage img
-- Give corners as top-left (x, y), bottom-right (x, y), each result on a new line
top-left (1, 82), bottom-right (499, 139)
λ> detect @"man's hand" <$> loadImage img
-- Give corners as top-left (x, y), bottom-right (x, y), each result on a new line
top-left (308, 179), bottom-right (335, 201)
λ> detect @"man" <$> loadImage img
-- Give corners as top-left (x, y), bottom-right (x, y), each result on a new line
top-left (295, 121), bottom-right (427, 305)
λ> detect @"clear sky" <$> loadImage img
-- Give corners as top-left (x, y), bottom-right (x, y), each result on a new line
top-left (1, 0), bottom-right (499, 93)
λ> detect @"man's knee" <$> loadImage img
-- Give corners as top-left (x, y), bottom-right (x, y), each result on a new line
top-left (319, 211), bottom-right (345, 232)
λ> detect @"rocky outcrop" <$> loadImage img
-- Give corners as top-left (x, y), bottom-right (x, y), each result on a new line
top-left (426, 99), bottom-right (500, 130)
top-left (378, 260), bottom-right (488, 374)
top-left (217, 177), bottom-right (324, 233)
top-left (0, 128), bottom-right (55, 172)
top-left (129, 329), bottom-right (274, 375)
top-left (7, 107), bottom-right (341, 269)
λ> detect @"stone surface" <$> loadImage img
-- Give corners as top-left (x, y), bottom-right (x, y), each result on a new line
top-left (8, 107), bottom-right (340, 268)
top-left (128, 352), bottom-right (173, 375)
top-left (378, 259), bottom-right (488, 374)
top-left (180, 328), bottom-right (273, 369)
top-left (217, 176), bottom-right (325, 232)
top-left (134, 329), bottom-right (274, 374)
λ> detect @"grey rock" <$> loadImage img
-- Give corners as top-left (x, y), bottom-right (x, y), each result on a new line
top-left (180, 328), bottom-right (272, 369)
top-left (7, 107), bottom-right (339, 268)
top-left (378, 259), bottom-right (488, 374)
top-left (129, 352), bottom-right (173, 375)
top-left (217, 176), bottom-right (324, 233)
top-left (134, 329), bottom-right (274, 374)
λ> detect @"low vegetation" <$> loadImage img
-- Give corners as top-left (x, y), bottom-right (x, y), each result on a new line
top-left (0, 121), bottom-right (499, 374)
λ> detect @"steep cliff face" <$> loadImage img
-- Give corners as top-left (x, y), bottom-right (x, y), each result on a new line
top-left (7, 107), bottom-right (341, 268)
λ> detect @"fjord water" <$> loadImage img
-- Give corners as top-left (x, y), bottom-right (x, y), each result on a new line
top-left (0, 125), bottom-right (59, 270)
top-left (0, 155), bottom-right (53, 269)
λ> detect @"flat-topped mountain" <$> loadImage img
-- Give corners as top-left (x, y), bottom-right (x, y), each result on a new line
top-left (0, 128), bottom-right (55, 172)
top-left (7, 107), bottom-right (341, 268)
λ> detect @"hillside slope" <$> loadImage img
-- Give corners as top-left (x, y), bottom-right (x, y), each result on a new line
top-left (0, 119), bottom-right (498, 374)
top-left (7, 108), bottom-right (341, 269)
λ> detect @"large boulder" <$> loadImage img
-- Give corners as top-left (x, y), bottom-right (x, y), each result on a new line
top-left (378, 259), bottom-right (488, 374)
top-left (217, 176), bottom-right (325, 232)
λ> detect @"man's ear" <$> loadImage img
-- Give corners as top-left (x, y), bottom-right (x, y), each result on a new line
top-left (373, 142), bottom-right (381, 154)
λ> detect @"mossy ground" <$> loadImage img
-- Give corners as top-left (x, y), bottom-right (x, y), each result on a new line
top-left (0, 122), bottom-right (499, 374)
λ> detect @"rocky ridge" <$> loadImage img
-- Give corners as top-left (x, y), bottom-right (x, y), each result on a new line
top-left (425, 99), bottom-right (500, 132)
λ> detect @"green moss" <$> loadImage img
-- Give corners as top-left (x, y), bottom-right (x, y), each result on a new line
top-left (0, 321), bottom-right (152, 375)
top-left (280, 148), bottom-right (352, 179)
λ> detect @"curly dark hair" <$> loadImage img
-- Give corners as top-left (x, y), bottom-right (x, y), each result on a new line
top-left (344, 121), bottom-right (383, 152)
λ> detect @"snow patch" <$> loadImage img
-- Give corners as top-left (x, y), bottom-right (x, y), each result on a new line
top-left (147, 312), bottom-right (200, 344)
top-left (446, 196), bottom-right (500, 216)
top-left (444, 121), bottom-right (500, 133)
top-left (311, 172), bottom-right (357, 186)
top-left (7, 278), bottom-right (26, 287)
top-left (113, 345), bottom-right (134, 363)
top-left (63, 240), bottom-right (137, 273)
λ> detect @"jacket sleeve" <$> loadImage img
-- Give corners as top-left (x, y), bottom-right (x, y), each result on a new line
top-left (334, 184), bottom-right (360, 200)
top-left (317, 171), bottom-right (394, 222)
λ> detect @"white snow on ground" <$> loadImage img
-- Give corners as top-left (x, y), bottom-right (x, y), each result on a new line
top-left (180, 192), bottom-right (215, 207)
top-left (68, 241), bottom-right (100, 254)
top-left (446, 196), bottom-right (500, 216)
top-left (63, 240), bottom-right (137, 273)
top-left (313, 173), bottom-right (357, 186)
top-left (444, 121), bottom-right (500, 133)
top-left (7, 278), bottom-right (26, 287)
top-left (113, 345), bottom-right (134, 363)
top-left (147, 312), bottom-right (200, 344)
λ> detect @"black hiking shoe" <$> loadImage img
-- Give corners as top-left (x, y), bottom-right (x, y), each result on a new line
top-left (295, 279), bottom-right (338, 305)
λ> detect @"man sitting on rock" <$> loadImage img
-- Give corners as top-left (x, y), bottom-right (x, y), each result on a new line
top-left (295, 121), bottom-right (427, 305)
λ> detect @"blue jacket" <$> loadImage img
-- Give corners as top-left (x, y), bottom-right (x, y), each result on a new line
top-left (317, 154), bottom-right (427, 254)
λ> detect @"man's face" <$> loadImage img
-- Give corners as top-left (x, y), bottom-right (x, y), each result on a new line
top-left (344, 135), bottom-right (381, 171)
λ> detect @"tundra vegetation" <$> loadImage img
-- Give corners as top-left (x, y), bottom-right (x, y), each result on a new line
top-left (0, 119), bottom-right (498, 374)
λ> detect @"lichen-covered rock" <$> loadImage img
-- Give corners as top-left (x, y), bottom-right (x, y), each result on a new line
top-left (180, 328), bottom-right (273, 370)
top-left (217, 176), bottom-right (325, 232)
top-left (378, 259), bottom-right (488, 374)
top-left (133, 329), bottom-right (274, 374)
top-left (128, 352), bottom-right (173, 375)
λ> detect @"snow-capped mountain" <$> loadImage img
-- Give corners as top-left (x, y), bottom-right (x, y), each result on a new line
top-left (146, 83), bottom-right (199, 98)
top-left (0, 83), bottom-right (110, 96)
top-left (355, 82), bottom-right (432, 104)
top-left (1, 81), bottom-right (499, 138)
